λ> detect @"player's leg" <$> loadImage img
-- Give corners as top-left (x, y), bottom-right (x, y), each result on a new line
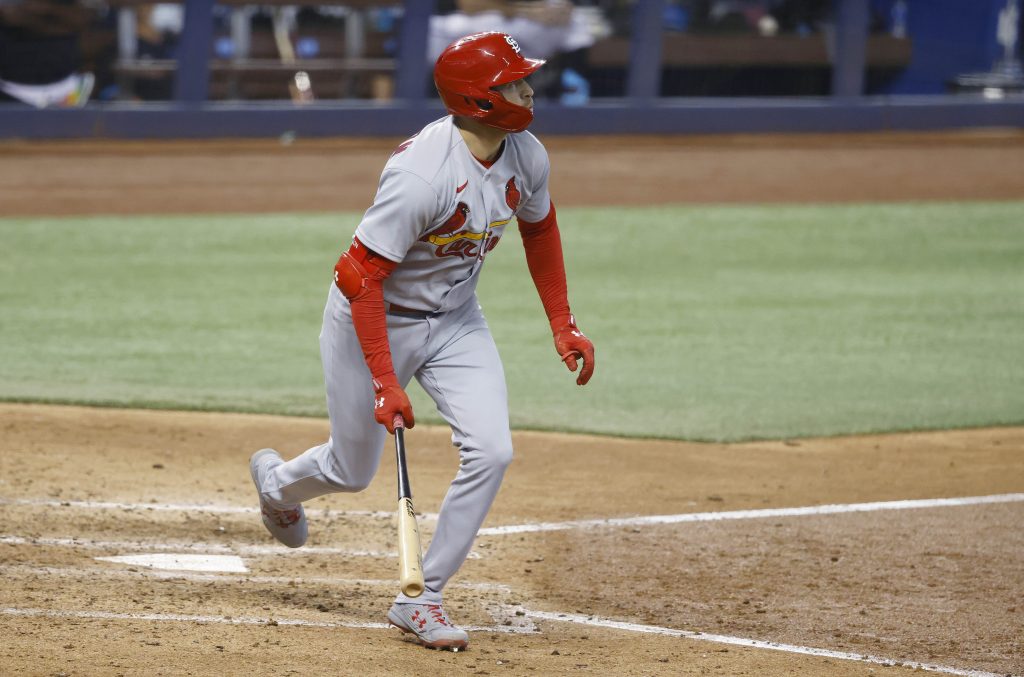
top-left (254, 285), bottom-right (385, 508)
top-left (396, 300), bottom-right (513, 604)
top-left (253, 286), bottom-right (424, 513)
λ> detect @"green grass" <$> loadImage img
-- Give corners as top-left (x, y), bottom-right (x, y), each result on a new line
top-left (1, 202), bottom-right (1022, 441)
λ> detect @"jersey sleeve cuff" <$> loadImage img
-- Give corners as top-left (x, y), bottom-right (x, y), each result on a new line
top-left (353, 227), bottom-right (405, 264)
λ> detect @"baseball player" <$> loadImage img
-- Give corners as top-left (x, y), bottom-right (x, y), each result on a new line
top-left (249, 31), bottom-right (595, 652)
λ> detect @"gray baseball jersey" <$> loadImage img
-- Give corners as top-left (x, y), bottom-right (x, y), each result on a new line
top-left (256, 116), bottom-right (553, 606)
top-left (356, 116), bottom-right (551, 310)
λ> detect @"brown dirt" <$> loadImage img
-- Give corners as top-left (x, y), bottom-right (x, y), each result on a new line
top-left (1, 130), bottom-right (1023, 215)
top-left (1, 404), bottom-right (1021, 676)
top-left (1, 132), bottom-right (1023, 676)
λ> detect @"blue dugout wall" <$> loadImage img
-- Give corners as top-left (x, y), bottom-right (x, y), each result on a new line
top-left (871, 0), bottom-right (1019, 95)
top-left (1, 0), bottom-right (1022, 139)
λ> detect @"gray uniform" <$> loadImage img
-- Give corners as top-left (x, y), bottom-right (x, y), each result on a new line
top-left (258, 116), bottom-right (552, 604)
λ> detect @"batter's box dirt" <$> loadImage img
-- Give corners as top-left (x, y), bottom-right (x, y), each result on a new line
top-left (1, 404), bottom-right (1021, 675)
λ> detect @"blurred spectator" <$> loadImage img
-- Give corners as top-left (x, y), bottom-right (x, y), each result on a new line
top-left (137, 3), bottom-right (183, 58)
top-left (688, 0), bottom-right (831, 35)
top-left (0, 0), bottom-right (94, 106)
top-left (429, 1), bottom-right (611, 103)
top-left (130, 3), bottom-right (183, 100)
top-left (769, 0), bottom-right (831, 34)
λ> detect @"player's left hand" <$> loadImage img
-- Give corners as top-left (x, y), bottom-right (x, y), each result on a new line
top-left (553, 316), bottom-right (595, 386)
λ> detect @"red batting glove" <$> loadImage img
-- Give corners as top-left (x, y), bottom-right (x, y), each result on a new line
top-left (372, 373), bottom-right (415, 433)
top-left (552, 315), bottom-right (595, 386)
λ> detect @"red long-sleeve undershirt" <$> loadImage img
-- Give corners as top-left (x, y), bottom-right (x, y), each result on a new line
top-left (517, 201), bottom-right (572, 330)
top-left (341, 238), bottom-right (397, 381)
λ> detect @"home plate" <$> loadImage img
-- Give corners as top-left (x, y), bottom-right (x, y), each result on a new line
top-left (95, 553), bottom-right (249, 573)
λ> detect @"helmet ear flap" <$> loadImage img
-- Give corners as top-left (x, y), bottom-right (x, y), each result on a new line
top-left (462, 95), bottom-right (492, 112)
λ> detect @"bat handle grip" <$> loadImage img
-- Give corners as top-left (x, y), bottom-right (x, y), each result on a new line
top-left (392, 413), bottom-right (405, 431)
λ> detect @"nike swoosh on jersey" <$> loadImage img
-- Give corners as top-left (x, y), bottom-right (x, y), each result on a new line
top-left (456, 180), bottom-right (469, 193)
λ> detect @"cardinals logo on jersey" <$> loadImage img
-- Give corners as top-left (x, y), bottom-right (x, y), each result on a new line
top-left (505, 177), bottom-right (521, 212)
top-left (420, 202), bottom-right (479, 259)
top-left (426, 202), bottom-right (469, 239)
top-left (420, 202), bottom-right (506, 259)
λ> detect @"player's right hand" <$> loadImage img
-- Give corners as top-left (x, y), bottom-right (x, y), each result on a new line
top-left (372, 373), bottom-right (415, 433)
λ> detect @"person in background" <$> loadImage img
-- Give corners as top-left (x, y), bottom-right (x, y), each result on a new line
top-left (688, 0), bottom-right (830, 35)
top-left (0, 0), bottom-right (94, 106)
top-left (429, 1), bottom-right (609, 102)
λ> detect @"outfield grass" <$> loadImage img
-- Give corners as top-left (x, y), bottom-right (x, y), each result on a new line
top-left (1, 202), bottom-right (1022, 441)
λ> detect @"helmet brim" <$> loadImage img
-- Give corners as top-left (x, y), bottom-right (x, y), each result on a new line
top-left (489, 57), bottom-right (546, 88)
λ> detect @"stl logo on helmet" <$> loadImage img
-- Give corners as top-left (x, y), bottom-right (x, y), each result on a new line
top-left (504, 35), bottom-right (521, 54)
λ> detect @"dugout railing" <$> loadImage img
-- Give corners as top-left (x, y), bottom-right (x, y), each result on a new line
top-left (0, 0), bottom-right (1022, 139)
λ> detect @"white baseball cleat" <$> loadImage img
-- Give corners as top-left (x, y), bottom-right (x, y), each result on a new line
top-left (387, 602), bottom-right (469, 651)
top-left (249, 448), bottom-right (307, 548)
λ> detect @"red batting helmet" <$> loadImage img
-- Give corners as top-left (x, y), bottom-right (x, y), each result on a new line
top-left (434, 32), bottom-right (545, 133)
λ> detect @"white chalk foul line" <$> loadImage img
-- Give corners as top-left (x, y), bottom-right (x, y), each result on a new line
top-left (96, 553), bottom-right (248, 573)
top-left (0, 607), bottom-right (535, 635)
top-left (0, 606), bottom-right (370, 629)
top-left (525, 610), bottom-right (1005, 677)
top-left (478, 493), bottom-right (1024, 536)
top-left (0, 535), bottom-right (398, 558)
top-left (0, 534), bottom-right (482, 560)
top-left (0, 605), bottom-right (1003, 675)
top-left (14, 494), bottom-right (1024, 538)
top-left (0, 497), bottom-right (438, 522)
top-left (0, 563), bottom-right (511, 593)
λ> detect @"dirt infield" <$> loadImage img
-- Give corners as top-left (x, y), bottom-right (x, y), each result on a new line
top-left (1, 131), bottom-right (1023, 675)
top-left (2, 130), bottom-right (1024, 215)
top-left (1, 405), bottom-right (1022, 676)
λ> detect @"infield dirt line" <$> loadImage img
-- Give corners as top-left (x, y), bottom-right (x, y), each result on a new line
top-left (477, 492), bottom-right (1024, 535)
top-left (6, 493), bottom-right (1021, 536)
top-left (525, 611), bottom-right (1005, 677)
top-left (0, 607), bottom-right (535, 635)
top-left (0, 534), bottom-right (399, 558)
top-left (0, 534), bottom-right (483, 559)
top-left (0, 563), bottom-right (512, 593)
top-left (0, 497), bottom-right (439, 522)
top-left (0, 605), bottom-right (1000, 677)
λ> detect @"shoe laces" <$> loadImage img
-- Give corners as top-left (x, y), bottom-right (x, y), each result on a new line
top-left (427, 604), bottom-right (449, 627)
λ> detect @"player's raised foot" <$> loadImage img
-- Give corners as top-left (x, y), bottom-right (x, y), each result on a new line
top-left (387, 602), bottom-right (469, 651)
top-left (249, 448), bottom-right (307, 548)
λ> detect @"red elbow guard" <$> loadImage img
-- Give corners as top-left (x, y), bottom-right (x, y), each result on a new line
top-left (333, 238), bottom-right (399, 381)
top-left (334, 238), bottom-right (397, 300)
top-left (334, 252), bottom-right (367, 299)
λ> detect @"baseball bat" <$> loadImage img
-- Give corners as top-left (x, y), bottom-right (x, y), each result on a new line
top-left (393, 414), bottom-right (424, 597)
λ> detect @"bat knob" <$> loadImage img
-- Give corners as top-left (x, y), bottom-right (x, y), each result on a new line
top-left (392, 414), bottom-right (405, 431)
